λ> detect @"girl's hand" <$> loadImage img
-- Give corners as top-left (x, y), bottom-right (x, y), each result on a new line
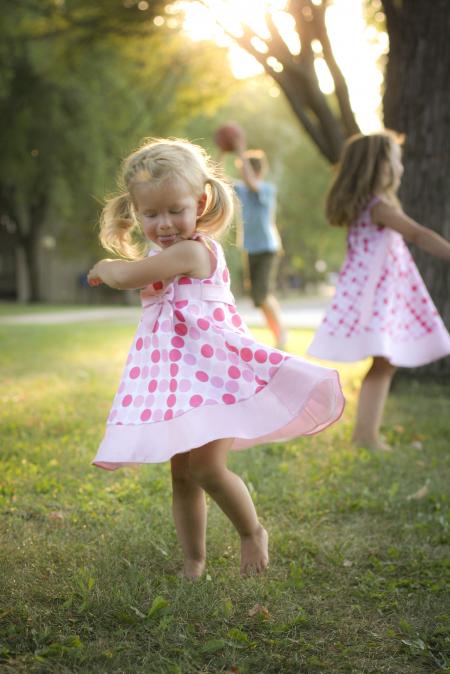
top-left (87, 259), bottom-right (120, 288)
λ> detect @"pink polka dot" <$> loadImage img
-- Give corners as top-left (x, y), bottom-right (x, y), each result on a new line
top-left (216, 349), bottom-right (227, 361)
top-left (152, 281), bottom-right (163, 291)
top-left (151, 350), bottom-right (160, 363)
top-left (226, 380), bottom-right (239, 393)
top-left (161, 350), bottom-right (168, 362)
top-left (183, 354), bottom-right (196, 365)
top-left (171, 336), bottom-right (184, 348)
top-left (241, 348), bottom-right (253, 362)
top-left (164, 410), bottom-right (174, 420)
top-left (222, 268), bottom-right (229, 282)
top-left (201, 344), bottom-right (214, 358)
top-left (144, 336), bottom-right (151, 348)
top-left (228, 352), bottom-right (239, 365)
top-left (225, 342), bottom-right (239, 354)
top-left (197, 318), bottom-right (210, 330)
top-left (140, 409), bottom-right (152, 421)
top-left (211, 376), bottom-right (224, 388)
top-left (170, 364), bottom-right (179, 376)
top-left (136, 338), bottom-right (143, 351)
top-left (150, 365), bottom-right (160, 377)
top-left (129, 366), bottom-right (140, 379)
top-left (152, 335), bottom-right (159, 347)
top-left (196, 371), bottom-right (209, 382)
top-left (175, 323), bottom-right (188, 336)
top-left (189, 327), bottom-right (201, 340)
top-left (255, 376), bottom-right (267, 385)
top-left (148, 380), bottom-right (157, 393)
top-left (145, 394), bottom-right (155, 406)
top-left (133, 395), bottom-right (144, 407)
top-left (122, 395), bottom-right (132, 407)
top-left (189, 304), bottom-right (200, 315)
top-left (175, 310), bottom-right (185, 322)
top-left (141, 366), bottom-right (149, 378)
top-left (153, 409), bottom-right (163, 421)
top-left (269, 352), bottom-right (283, 364)
top-left (179, 379), bottom-right (191, 392)
top-left (254, 349), bottom-right (268, 363)
top-left (231, 315), bottom-right (242, 327)
top-left (169, 349), bottom-right (182, 362)
top-left (167, 394), bottom-right (177, 407)
top-left (159, 380), bottom-right (169, 392)
top-left (190, 395), bottom-right (203, 407)
top-left (228, 305), bottom-right (236, 314)
top-left (178, 276), bottom-right (192, 285)
top-left (170, 379), bottom-right (177, 392)
top-left (213, 308), bottom-right (225, 321)
top-left (228, 366), bottom-right (241, 379)
top-left (222, 393), bottom-right (236, 405)
top-left (255, 385), bottom-right (265, 394)
top-left (175, 300), bottom-right (188, 308)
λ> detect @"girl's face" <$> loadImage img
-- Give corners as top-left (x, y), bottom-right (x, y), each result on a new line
top-left (133, 179), bottom-right (205, 248)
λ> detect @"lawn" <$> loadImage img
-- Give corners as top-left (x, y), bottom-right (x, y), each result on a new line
top-left (0, 320), bottom-right (448, 673)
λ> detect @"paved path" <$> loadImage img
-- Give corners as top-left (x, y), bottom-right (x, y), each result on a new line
top-left (0, 297), bottom-right (329, 329)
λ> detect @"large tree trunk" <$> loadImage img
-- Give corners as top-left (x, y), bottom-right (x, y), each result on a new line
top-left (382, 0), bottom-right (450, 378)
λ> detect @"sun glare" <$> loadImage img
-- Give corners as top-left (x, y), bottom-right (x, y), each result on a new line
top-left (178, 0), bottom-right (388, 132)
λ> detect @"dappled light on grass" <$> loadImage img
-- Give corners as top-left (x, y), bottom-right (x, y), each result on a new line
top-left (0, 321), bottom-right (448, 673)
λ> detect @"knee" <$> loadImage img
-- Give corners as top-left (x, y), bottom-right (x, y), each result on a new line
top-left (189, 461), bottom-right (224, 491)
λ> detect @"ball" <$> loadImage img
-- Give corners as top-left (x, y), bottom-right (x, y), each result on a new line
top-left (214, 123), bottom-right (246, 152)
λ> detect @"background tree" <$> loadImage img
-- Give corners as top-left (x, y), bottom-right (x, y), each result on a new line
top-left (194, 0), bottom-right (449, 376)
top-left (0, 1), bottom-right (236, 301)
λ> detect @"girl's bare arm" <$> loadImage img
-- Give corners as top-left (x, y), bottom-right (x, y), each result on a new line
top-left (87, 240), bottom-right (211, 289)
top-left (372, 200), bottom-right (450, 261)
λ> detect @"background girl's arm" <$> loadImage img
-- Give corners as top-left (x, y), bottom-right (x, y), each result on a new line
top-left (372, 200), bottom-right (450, 261)
top-left (87, 240), bottom-right (211, 289)
top-left (235, 139), bottom-right (259, 193)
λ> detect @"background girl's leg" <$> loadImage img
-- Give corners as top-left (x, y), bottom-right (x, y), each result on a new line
top-left (188, 438), bottom-right (268, 575)
top-left (352, 356), bottom-right (397, 450)
top-left (170, 452), bottom-right (207, 579)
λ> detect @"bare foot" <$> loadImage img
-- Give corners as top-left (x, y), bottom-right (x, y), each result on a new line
top-left (183, 558), bottom-right (206, 581)
top-left (352, 436), bottom-right (393, 452)
top-left (240, 525), bottom-right (269, 576)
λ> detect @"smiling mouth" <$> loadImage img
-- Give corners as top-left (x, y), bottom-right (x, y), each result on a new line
top-left (158, 235), bottom-right (177, 244)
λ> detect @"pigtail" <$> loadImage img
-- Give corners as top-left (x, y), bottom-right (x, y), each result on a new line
top-left (197, 175), bottom-right (235, 238)
top-left (99, 193), bottom-right (146, 259)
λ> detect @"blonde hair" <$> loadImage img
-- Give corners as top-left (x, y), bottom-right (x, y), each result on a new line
top-left (326, 130), bottom-right (404, 227)
top-left (99, 138), bottom-right (235, 258)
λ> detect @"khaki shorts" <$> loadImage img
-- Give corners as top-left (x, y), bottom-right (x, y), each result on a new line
top-left (248, 251), bottom-right (280, 307)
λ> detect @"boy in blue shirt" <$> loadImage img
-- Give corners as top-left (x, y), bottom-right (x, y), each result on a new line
top-left (234, 146), bottom-right (287, 349)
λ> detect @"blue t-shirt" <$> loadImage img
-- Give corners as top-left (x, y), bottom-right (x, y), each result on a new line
top-left (234, 180), bottom-right (280, 254)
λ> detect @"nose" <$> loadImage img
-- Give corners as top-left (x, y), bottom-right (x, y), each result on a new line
top-left (158, 213), bottom-right (172, 228)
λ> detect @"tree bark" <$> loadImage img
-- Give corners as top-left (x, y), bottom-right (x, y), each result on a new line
top-left (382, 0), bottom-right (450, 377)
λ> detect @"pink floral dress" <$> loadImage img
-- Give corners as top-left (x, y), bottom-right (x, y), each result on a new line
top-left (308, 197), bottom-right (450, 366)
top-left (93, 236), bottom-right (344, 470)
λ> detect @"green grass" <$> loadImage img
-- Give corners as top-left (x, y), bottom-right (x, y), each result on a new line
top-left (0, 322), bottom-right (449, 673)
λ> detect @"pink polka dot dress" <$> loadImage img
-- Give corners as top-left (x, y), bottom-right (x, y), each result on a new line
top-left (308, 197), bottom-right (450, 366)
top-left (93, 236), bottom-right (344, 470)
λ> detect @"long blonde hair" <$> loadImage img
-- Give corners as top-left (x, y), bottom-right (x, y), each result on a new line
top-left (99, 138), bottom-right (235, 258)
top-left (326, 130), bottom-right (403, 227)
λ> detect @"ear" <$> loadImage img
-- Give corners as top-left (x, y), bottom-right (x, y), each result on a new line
top-left (197, 193), bottom-right (207, 218)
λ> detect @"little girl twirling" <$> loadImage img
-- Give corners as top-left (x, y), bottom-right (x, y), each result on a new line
top-left (88, 138), bottom-right (344, 579)
top-left (308, 131), bottom-right (450, 451)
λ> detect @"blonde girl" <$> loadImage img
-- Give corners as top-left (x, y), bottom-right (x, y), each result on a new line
top-left (308, 131), bottom-right (450, 451)
top-left (89, 138), bottom-right (344, 579)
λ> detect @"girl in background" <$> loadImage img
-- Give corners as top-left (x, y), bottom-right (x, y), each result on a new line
top-left (308, 131), bottom-right (450, 451)
top-left (88, 138), bottom-right (344, 579)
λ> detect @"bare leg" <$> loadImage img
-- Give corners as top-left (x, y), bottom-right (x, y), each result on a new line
top-left (189, 439), bottom-right (269, 575)
top-left (352, 356), bottom-right (397, 450)
top-left (260, 294), bottom-right (287, 349)
top-left (171, 452), bottom-right (207, 580)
